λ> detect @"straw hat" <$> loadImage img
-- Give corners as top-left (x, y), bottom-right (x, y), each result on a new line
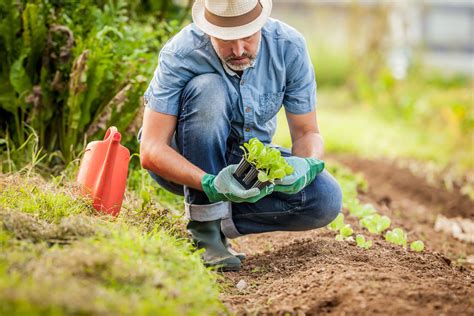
top-left (192, 0), bottom-right (272, 40)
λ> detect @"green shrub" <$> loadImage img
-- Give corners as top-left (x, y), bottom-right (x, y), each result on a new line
top-left (0, 0), bottom-right (186, 171)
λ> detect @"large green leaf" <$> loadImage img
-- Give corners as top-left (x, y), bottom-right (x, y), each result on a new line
top-left (9, 52), bottom-right (32, 96)
top-left (0, 0), bottom-right (21, 65)
top-left (22, 3), bottom-right (47, 82)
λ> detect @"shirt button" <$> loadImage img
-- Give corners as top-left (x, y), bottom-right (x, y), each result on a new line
top-left (245, 107), bottom-right (251, 113)
top-left (245, 128), bottom-right (251, 132)
top-left (240, 80), bottom-right (244, 85)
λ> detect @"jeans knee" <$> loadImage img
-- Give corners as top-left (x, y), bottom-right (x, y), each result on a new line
top-left (302, 172), bottom-right (343, 228)
top-left (181, 73), bottom-right (230, 121)
top-left (321, 182), bottom-right (343, 225)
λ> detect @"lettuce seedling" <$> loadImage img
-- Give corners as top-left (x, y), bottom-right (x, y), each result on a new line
top-left (328, 213), bottom-right (345, 231)
top-left (240, 138), bottom-right (294, 184)
top-left (356, 234), bottom-right (373, 249)
top-left (385, 228), bottom-right (407, 247)
top-left (336, 224), bottom-right (353, 241)
top-left (360, 214), bottom-right (391, 234)
top-left (410, 240), bottom-right (424, 252)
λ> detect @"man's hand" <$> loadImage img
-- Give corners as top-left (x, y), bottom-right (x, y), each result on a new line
top-left (274, 156), bottom-right (325, 194)
top-left (202, 164), bottom-right (274, 203)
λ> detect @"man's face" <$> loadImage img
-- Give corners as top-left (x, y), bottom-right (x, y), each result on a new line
top-left (210, 31), bottom-right (261, 72)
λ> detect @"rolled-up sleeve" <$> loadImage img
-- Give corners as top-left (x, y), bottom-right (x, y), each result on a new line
top-left (144, 49), bottom-right (195, 115)
top-left (282, 43), bottom-right (317, 114)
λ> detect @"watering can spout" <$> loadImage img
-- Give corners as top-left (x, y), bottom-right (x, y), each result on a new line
top-left (77, 126), bottom-right (130, 216)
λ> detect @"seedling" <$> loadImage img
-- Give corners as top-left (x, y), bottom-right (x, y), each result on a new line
top-left (234, 138), bottom-right (294, 189)
top-left (328, 213), bottom-right (345, 231)
top-left (410, 240), bottom-right (424, 252)
top-left (385, 228), bottom-right (407, 248)
top-left (359, 214), bottom-right (391, 234)
top-left (356, 234), bottom-right (373, 249)
top-left (336, 224), bottom-right (353, 241)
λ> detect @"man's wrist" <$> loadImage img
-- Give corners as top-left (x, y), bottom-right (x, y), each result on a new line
top-left (291, 132), bottom-right (324, 159)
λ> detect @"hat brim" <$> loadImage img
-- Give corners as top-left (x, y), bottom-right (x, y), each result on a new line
top-left (192, 0), bottom-right (272, 40)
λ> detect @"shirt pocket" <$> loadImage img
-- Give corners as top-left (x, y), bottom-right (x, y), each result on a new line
top-left (257, 91), bottom-right (284, 124)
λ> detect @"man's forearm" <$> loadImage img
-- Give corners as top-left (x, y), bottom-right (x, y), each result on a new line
top-left (291, 132), bottom-right (324, 159)
top-left (141, 144), bottom-right (206, 190)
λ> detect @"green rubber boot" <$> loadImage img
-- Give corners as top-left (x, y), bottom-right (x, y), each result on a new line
top-left (222, 234), bottom-right (246, 261)
top-left (187, 220), bottom-right (241, 272)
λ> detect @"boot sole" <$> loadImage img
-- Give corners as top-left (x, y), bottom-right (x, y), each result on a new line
top-left (205, 262), bottom-right (242, 272)
top-left (216, 264), bottom-right (241, 272)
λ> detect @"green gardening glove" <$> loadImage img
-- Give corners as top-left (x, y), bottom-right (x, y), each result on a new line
top-left (273, 157), bottom-right (325, 194)
top-left (202, 164), bottom-right (274, 203)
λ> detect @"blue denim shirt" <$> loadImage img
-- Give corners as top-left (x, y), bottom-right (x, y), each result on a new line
top-left (144, 18), bottom-right (316, 144)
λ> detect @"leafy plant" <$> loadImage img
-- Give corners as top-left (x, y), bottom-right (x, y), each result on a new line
top-left (335, 224), bottom-right (353, 241)
top-left (385, 228), bottom-right (407, 248)
top-left (359, 214), bottom-right (391, 234)
top-left (328, 213), bottom-right (345, 231)
top-left (240, 138), bottom-right (294, 183)
top-left (410, 240), bottom-right (424, 252)
top-left (356, 234), bottom-right (373, 249)
top-left (0, 0), bottom-right (185, 171)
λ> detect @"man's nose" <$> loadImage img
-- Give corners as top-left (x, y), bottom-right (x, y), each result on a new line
top-left (231, 40), bottom-right (245, 57)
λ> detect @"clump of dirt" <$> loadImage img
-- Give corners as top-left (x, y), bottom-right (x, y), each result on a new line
top-left (0, 211), bottom-right (104, 244)
top-left (222, 236), bottom-right (473, 315)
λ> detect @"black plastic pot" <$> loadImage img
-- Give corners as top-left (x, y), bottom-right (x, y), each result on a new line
top-left (232, 158), bottom-right (271, 190)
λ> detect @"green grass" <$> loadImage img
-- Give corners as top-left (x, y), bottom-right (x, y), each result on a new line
top-left (0, 175), bottom-right (225, 315)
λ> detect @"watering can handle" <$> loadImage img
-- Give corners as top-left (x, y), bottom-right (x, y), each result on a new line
top-left (94, 126), bottom-right (122, 200)
top-left (104, 126), bottom-right (121, 142)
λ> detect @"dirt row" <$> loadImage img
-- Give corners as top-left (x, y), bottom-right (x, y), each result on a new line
top-left (221, 156), bottom-right (473, 315)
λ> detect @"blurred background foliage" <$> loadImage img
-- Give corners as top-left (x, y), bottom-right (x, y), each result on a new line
top-left (271, 1), bottom-right (473, 197)
top-left (0, 0), bottom-right (188, 173)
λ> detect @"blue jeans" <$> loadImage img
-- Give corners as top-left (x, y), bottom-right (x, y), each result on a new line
top-left (144, 74), bottom-right (342, 238)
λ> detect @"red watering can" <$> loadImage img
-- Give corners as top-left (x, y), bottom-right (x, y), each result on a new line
top-left (77, 126), bottom-right (130, 216)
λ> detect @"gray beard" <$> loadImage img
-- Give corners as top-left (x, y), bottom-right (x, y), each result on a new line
top-left (211, 39), bottom-right (261, 72)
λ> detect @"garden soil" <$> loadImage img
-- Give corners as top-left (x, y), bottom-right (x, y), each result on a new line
top-left (221, 156), bottom-right (473, 315)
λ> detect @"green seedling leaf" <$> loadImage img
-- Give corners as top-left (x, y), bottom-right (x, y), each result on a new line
top-left (240, 138), bottom-right (294, 183)
top-left (285, 164), bottom-right (294, 175)
top-left (340, 224), bottom-right (353, 238)
top-left (272, 168), bottom-right (286, 179)
top-left (335, 234), bottom-right (344, 241)
top-left (385, 228), bottom-right (407, 248)
top-left (356, 234), bottom-right (365, 245)
top-left (360, 214), bottom-right (391, 234)
top-left (410, 240), bottom-right (424, 252)
top-left (364, 240), bottom-right (373, 249)
top-left (378, 216), bottom-right (391, 232)
top-left (328, 213), bottom-right (344, 231)
top-left (257, 171), bottom-right (269, 183)
top-left (356, 234), bottom-right (373, 249)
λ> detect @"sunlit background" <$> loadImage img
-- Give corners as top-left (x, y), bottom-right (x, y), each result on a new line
top-left (270, 0), bottom-right (473, 196)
